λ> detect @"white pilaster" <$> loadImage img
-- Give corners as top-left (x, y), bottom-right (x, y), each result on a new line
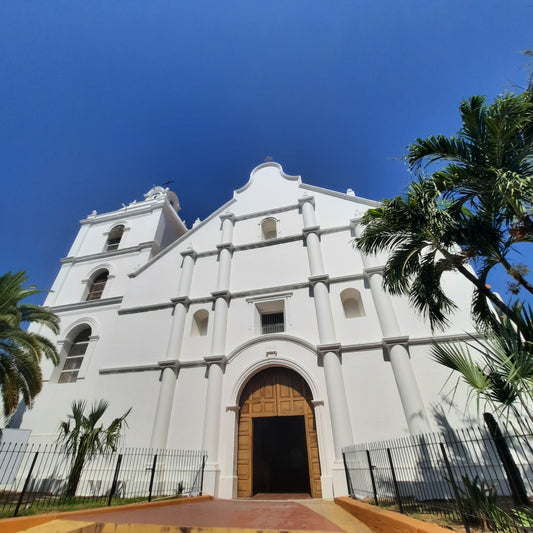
top-left (165, 301), bottom-right (188, 359)
top-left (318, 344), bottom-right (353, 459)
top-left (210, 293), bottom-right (230, 355)
top-left (305, 232), bottom-right (325, 276)
top-left (310, 277), bottom-right (336, 344)
top-left (220, 212), bottom-right (235, 243)
top-left (300, 195), bottom-right (354, 467)
top-left (149, 246), bottom-right (197, 449)
top-left (177, 248), bottom-right (197, 296)
top-left (387, 341), bottom-right (431, 434)
top-left (353, 218), bottom-right (430, 434)
top-left (216, 246), bottom-right (233, 291)
top-left (299, 195), bottom-right (317, 227)
top-left (201, 356), bottom-right (226, 458)
top-left (149, 365), bottom-right (178, 449)
top-left (201, 212), bottom-right (235, 493)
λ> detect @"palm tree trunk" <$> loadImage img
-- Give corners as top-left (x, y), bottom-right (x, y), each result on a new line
top-left (498, 255), bottom-right (533, 295)
top-left (452, 262), bottom-right (518, 323)
top-left (64, 449), bottom-right (87, 499)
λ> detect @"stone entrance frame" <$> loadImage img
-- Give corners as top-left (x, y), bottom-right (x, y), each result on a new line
top-left (216, 336), bottom-right (335, 499)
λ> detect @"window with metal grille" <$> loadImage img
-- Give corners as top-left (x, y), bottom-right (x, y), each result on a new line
top-left (86, 271), bottom-right (108, 301)
top-left (261, 311), bottom-right (284, 334)
top-left (105, 225), bottom-right (124, 251)
top-left (59, 328), bottom-right (91, 383)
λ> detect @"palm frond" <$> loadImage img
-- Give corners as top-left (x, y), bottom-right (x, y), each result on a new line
top-left (0, 271), bottom-right (60, 415)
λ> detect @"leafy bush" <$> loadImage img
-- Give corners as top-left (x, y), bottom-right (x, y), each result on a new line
top-left (448, 474), bottom-right (515, 532)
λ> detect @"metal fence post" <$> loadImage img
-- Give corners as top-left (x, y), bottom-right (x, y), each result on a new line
top-left (107, 454), bottom-right (123, 507)
top-left (199, 454), bottom-right (206, 495)
top-left (14, 451), bottom-right (39, 517)
top-left (366, 450), bottom-right (378, 506)
top-left (386, 448), bottom-right (403, 514)
top-left (439, 442), bottom-right (471, 533)
top-left (342, 452), bottom-right (354, 498)
top-left (483, 412), bottom-right (529, 506)
top-left (148, 454), bottom-right (158, 502)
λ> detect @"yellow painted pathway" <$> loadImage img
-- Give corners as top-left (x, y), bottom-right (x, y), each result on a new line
top-left (301, 500), bottom-right (374, 533)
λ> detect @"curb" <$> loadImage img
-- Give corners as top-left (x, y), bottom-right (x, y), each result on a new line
top-left (334, 496), bottom-right (455, 533)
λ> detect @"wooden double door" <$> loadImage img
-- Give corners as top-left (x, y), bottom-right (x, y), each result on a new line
top-left (237, 367), bottom-right (322, 498)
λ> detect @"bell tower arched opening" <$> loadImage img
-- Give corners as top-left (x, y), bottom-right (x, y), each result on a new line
top-left (237, 366), bottom-right (322, 498)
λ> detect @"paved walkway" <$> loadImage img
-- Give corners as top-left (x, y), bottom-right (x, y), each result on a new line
top-left (70, 498), bottom-right (373, 532)
top-left (302, 500), bottom-right (373, 533)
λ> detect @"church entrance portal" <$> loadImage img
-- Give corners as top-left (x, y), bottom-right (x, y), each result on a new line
top-left (237, 367), bottom-right (322, 498)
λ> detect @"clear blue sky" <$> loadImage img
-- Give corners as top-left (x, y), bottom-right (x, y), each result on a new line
top-left (1, 1), bottom-right (532, 307)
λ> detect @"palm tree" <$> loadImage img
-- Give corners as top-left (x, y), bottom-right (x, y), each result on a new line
top-left (431, 304), bottom-right (533, 426)
top-left (0, 271), bottom-right (60, 417)
top-left (358, 91), bottom-right (533, 426)
top-left (357, 178), bottom-right (516, 330)
top-left (407, 92), bottom-right (533, 297)
top-left (357, 91), bottom-right (533, 331)
top-left (58, 399), bottom-right (131, 499)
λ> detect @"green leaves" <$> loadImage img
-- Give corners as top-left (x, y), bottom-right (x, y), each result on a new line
top-left (432, 305), bottom-right (533, 422)
top-left (357, 89), bottom-right (533, 331)
top-left (57, 400), bottom-right (131, 498)
top-left (0, 271), bottom-right (60, 417)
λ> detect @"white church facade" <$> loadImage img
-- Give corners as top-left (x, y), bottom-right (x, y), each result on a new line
top-left (21, 162), bottom-right (477, 499)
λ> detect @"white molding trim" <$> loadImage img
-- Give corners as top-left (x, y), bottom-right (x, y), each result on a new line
top-left (62, 242), bottom-right (156, 265)
top-left (84, 262), bottom-right (117, 280)
top-left (226, 333), bottom-right (316, 364)
top-left (117, 274), bottom-right (370, 315)
top-left (50, 296), bottom-right (123, 313)
top-left (102, 220), bottom-right (131, 235)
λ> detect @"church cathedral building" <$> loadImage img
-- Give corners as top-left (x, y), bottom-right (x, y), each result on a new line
top-left (22, 162), bottom-right (476, 498)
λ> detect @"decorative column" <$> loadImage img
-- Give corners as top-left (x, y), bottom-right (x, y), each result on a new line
top-left (150, 246), bottom-right (197, 449)
top-left (202, 212), bottom-right (235, 467)
top-left (299, 196), bottom-right (354, 460)
top-left (353, 218), bottom-right (430, 435)
top-left (149, 364), bottom-right (178, 449)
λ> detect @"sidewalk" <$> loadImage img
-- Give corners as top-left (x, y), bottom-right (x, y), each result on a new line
top-left (65, 498), bottom-right (373, 532)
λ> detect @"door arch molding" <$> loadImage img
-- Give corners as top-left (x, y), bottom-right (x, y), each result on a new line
top-left (230, 357), bottom-right (321, 407)
top-left (226, 334), bottom-right (317, 365)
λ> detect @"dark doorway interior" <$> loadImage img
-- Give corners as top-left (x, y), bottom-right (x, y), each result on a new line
top-left (252, 415), bottom-right (311, 494)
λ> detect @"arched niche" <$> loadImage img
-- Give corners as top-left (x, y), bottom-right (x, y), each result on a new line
top-left (340, 288), bottom-right (365, 318)
top-left (191, 309), bottom-right (209, 336)
top-left (261, 218), bottom-right (277, 240)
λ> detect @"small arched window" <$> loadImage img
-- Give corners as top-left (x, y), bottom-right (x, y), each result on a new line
top-left (191, 309), bottom-right (209, 336)
top-left (86, 270), bottom-right (109, 301)
top-left (59, 327), bottom-right (91, 383)
top-left (341, 288), bottom-right (365, 318)
top-left (261, 218), bottom-right (277, 240)
top-left (105, 225), bottom-right (124, 251)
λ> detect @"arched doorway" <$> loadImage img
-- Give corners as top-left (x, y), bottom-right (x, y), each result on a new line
top-left (237, 367), bottom-right (322, 497)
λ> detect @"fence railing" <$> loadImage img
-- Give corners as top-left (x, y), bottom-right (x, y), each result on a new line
top-left (0, 443), bottom-right (207, 517)
top-left (343, 417), bottom-right (533, 533)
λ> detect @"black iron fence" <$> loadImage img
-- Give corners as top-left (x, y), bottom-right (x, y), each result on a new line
top-left (0, 443), bottom-right (207, 517)
top-left (343, 416), bottom-right (533, 532)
